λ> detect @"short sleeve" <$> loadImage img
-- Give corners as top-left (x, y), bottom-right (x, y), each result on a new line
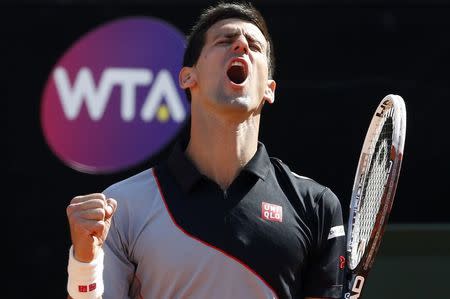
top-left (102, 191), bottom-right (135, 299)
top-left (303, 188), bottom-right (345, 298)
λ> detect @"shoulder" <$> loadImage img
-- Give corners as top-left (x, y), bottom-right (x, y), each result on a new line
top-left (102, 168), bottom-right (163, 216)
top-left (270, 157), bottom-right (341, 211)
top-left (102, 167), bottom-right (164, 234)
top-left (104, 168), bottom-right (156, 199)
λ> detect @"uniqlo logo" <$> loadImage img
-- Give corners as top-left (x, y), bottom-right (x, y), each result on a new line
top-left (78, 283), bottom-right (96, 293)
top-left (261, 202), bottom-right (282, 222)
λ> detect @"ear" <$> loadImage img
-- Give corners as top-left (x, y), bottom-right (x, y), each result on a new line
top-left (263, 79), bottom-right (276, 104)
top-left (179, 66), bottom-right (196, 89)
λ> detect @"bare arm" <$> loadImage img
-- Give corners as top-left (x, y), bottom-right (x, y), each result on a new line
top-left (66, 193), bottom-right (117, 262)
top-left (66, 193), bottom-right (117, 299)
top-left (67, 296), bottom-right (102, 299)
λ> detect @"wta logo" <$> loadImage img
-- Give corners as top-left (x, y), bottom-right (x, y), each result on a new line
top-left (41, 17), bottom-right (189, 174)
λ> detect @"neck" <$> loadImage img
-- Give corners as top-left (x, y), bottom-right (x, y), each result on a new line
top-left (186, 106), bottom-right (260, 190)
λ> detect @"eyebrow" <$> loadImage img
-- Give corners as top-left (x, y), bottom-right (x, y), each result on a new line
top-left (213, 29), bottom-right (265, 48)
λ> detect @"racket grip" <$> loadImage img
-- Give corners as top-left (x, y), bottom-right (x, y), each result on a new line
top-left (343, 271), bottom-right (365, 299)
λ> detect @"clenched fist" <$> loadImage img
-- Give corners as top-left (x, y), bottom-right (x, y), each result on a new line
top-left (66, 193), bottom-right (117, 263)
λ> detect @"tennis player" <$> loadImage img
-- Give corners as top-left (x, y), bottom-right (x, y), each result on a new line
top-left (66, 2), bottom-right (345, 298)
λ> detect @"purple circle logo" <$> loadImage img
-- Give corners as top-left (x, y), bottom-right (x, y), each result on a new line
top-left (41, 17), bottom-right (189, 174)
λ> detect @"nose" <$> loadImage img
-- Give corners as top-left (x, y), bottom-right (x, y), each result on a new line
top-left (232, 35), bottom-right (249, 54)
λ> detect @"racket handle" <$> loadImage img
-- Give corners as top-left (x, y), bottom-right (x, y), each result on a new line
top-left (343, 272), bottom-right (365, 299)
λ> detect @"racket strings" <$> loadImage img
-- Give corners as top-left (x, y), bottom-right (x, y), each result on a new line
top-left (349, 107), bottom-right (395, 266)
top-left (359, 116), bottom-right (393, 236)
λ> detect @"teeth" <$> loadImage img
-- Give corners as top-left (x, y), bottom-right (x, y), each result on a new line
top-left (231, 61), bottom-right (244, 67)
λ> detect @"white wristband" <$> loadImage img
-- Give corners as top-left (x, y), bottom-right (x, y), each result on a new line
top-left (67, 246), bottom-right (104, 299)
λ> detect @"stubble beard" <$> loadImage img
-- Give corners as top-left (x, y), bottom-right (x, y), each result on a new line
top-left (214, 86), bottom-right (252, 112)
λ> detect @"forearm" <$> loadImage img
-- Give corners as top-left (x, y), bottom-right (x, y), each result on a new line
top-left (67, 296), bottom-right (102, 299)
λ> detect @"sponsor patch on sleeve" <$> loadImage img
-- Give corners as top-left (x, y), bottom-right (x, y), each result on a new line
top-left (327, 225), bottom-right (345, 240)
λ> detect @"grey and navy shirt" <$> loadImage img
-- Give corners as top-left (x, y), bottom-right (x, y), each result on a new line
top-left (102, 141), bottom-right (345, 299)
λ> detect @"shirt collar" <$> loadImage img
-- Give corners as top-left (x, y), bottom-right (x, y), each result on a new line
top-left (167, 139), bottom-right (271, 193)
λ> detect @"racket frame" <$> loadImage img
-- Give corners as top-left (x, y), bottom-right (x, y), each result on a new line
top-left (343, 94), bottom-right (406, 299)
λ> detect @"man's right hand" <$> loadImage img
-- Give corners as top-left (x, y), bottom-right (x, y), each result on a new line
top-left (66, 193), bottom-right (117, 263)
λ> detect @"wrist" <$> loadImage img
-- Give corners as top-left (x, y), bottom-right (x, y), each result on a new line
top-left (72, 241), bottom-right (99, 263)
top-left (67, 245), bottom-right (104, 299)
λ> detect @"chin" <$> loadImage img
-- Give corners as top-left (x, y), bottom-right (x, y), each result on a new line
top-left (220, 95), bottom-right (252, 109)
top-left (210, 90), bottom-right (257, 112)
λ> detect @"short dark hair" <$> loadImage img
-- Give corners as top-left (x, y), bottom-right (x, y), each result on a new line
top-left (183, 1), bottom-right (275, 100)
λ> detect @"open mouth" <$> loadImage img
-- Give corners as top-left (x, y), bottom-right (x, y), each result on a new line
top-left (227, 60), bottom-right (248, 84)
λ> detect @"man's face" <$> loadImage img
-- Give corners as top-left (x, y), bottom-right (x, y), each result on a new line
top-left (183, 18), bottom-right (275, 115)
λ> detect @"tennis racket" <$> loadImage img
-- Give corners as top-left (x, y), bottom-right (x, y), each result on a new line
top-left (343, 94), bottom-right (407, 299)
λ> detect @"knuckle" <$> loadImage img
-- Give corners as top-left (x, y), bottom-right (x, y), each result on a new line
top-left (66, 204), bottom-right (80, 218)
top-left (93, 193), bottom-right (106, 200)
top-left (97, 208), bottom-right (106, 219)
top-left (66, 205), bottom-right (73, 216)
top-left (95, 220), bottom-right (106, 232)
top-left (85, 208), bottom-right (105, 220)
